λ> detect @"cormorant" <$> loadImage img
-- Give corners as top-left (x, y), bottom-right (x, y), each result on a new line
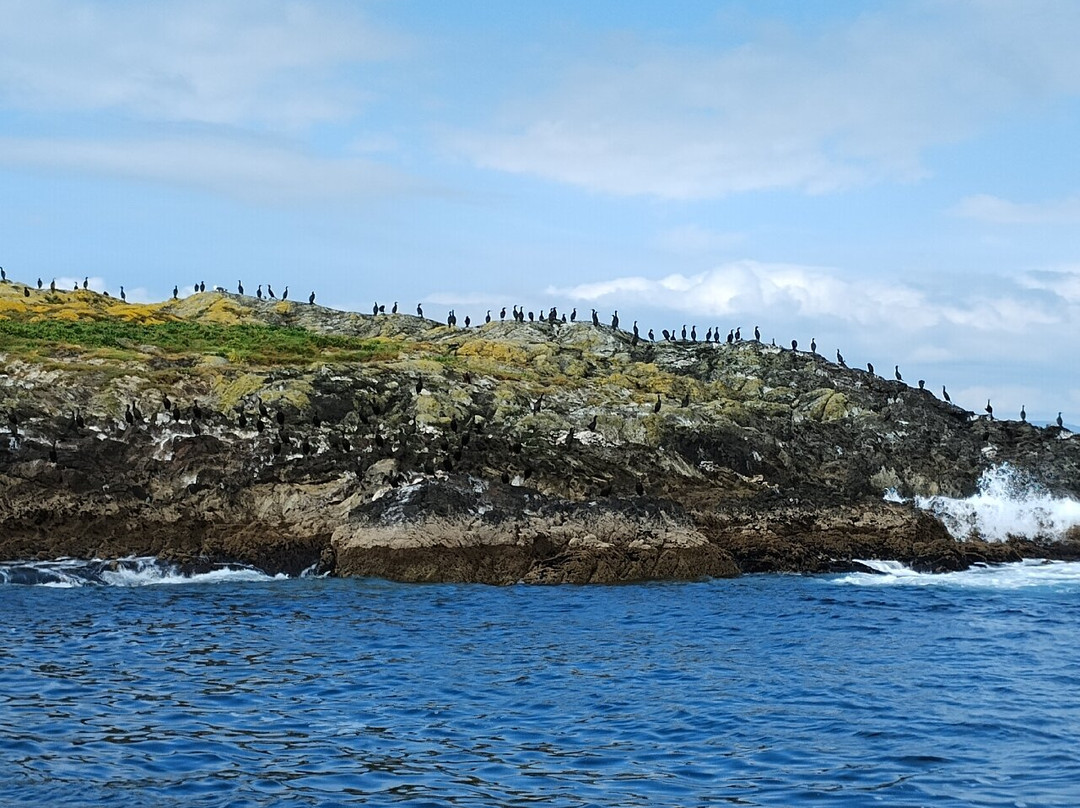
top-left (612, 311), bottom-right (620, 329)
top-left (341, 435), bottom-right (351, 452)
top-left (37, 277), bottom-right (42, 289)
top-left (464, 315), bottom-right (471, 328)
top-left (867, 362), bottom-right (875, 375)
top-left (49, 443), bottom-right (57, 464)
top-left (706, 328), bottom-right (713, 342)
top-left (417, 303), bottom-right (424, 317)
top-left (415, 378), bottom-right (423, 394)
top-left (727, 330), bottom-right (734, 344)
top-left (754, 326), bottom-right (760, 341)
top-left (681, 325), bottom-right (687, 341)
top-left (791, 339), bottom-right (798, 351)
top-left (635, 480), bottom-right (644, 497)
top-left (570, 308), bottom-right (577, 322)
top-left (450, 414), bottom-right (458, 432)
top-left (1020, 405), bottom-right (1026, 422)
top-left (501, 470), bottom-right (510, 484)
top-left (50, 278), bottom-right (56, 293)
top-left (1058, 412), bottom-right (1065, 429)
top-left (268, 285), bottom-right (276, 299)
top-left (942, 386), bottom-right (951, 403)
top-left (588, 414), bottom-right (597, 431)
top-left (120, 286), bottom-right (126, 302)
top-left (464, 371), bottom-right (472, 384)
top-left (256, 419), bottom-right (265, 433)
top-left (564, 427), bottom-right (574, 446)
top-left (631, 332), bottom-right (638, 347)
top-left (272, 440), bottom-right (282, 456)
top-left (131, 401), bottom-right (143, 422)
top-left (312, 414), bottom-right (322, 429)
top-left (282, 287), bottom-right (288, 300)
top-left (73, 282), bottom-right (78, 291)
top-left (238, 411), bottom-right (247, 429)
top-left (309, 291), bottom-right (315, 305)
top-left (23, 287), bottom-right (29, 298)
top-left (528, 311), bottom-right (534, 322)
top-left (74, 409), bottom-right (85, 429)
top-left (592, 309), bottom-right (599, 326)
top-left (192, 401), bottom-right (203, 421)
top-left (985, 400), bottom-right (993, 420)
top-left (810, 338), bottom-right (817, 354)
top-left (238, 280), bottom-right (244, 295)
top-left (894, 365), bottom-right (903, 382)
top-left (257, 285), bottom-right (263, 299)
top-left (83, 276), bottom-right (88, 290)
top-left (653, 394), bottom-right (661, 413)
top-left (258, 398), bottom-right (269, 419)
top-left (276, 410), bottom-right (285, 426)
top-left (500, 306), bottom-right (506, 321)
top-left (681, 392), bottom-right (690, 408)
top-left (532, 394), bottom-right (543, 413)
top-left (125, 404), bottom-right (134, 425)
top-left (0, 267), bottom-right (4, 281)
top-left (735, 327), bottom-right (742, 341)
top-left (486, 310), bottom-right (491, 323)
top-left (836, 349), bottom-right (846, 367)
top-left (918, 380), bottom-right (925, 390)
top-left (174, 285), bottom-right (180, 299)
top-left (648, 329), bottom-right (655, 341)
top-left (199, 281), bottom-right (205, 292)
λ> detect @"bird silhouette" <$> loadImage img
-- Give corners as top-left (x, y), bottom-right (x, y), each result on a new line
top-left (894, 365), bottom-right (902, 382)
top-left (985, 400), bottom-right (994, 420)
top-left (942, 386), bottom-right (951, 403)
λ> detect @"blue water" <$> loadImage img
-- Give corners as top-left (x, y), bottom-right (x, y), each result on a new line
top-left (2, 562), bottom-right (1080, 807)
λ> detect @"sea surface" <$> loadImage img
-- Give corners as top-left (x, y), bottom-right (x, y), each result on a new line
top-left (3, 558), bottom-right (1080, 807)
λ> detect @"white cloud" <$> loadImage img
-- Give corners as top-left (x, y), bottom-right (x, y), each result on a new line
top-left (1021, 268), bottom-right (1080, 303)
top-left (953, 194), bottom-right (1080, 224)
top-left (455, 1), bottom-right (1080, 198)
top-left (0, 0), bottom-right (404, 130)
top-left (0, 136), bottom-right (418, 203)
top-left (548, 260), bottom-right (1075, 334)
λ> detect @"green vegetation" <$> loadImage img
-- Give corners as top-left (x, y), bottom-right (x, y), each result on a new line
top-left (0, 319), bottom-right (400, 365)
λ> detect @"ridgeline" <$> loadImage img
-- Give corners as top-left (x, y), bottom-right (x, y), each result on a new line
top-left (1, 279), bottom-right (1078, 582)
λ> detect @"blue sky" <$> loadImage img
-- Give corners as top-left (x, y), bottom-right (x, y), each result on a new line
top-left (1, 0), bottom-right (1078, 423)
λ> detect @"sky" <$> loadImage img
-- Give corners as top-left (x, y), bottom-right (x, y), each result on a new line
top-left (0, 0), bottom-right (1078, 424)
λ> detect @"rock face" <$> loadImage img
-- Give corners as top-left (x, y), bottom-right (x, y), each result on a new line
top-left (0, 282), bottom-right (1077, 582)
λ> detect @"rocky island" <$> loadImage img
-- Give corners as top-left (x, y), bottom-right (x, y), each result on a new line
top-left (1, 280), bottom-right (1077, 583)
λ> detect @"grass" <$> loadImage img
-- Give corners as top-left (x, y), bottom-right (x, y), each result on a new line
top-left (0, 319), bottom-right (400, 365)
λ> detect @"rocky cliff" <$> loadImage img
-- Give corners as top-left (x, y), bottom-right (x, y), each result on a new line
top-left (1, 280), bottom-right (1077, 582)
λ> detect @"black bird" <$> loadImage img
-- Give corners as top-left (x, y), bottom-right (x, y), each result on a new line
top-left (681, 325), bottom-right (687, 341)
top-left (464, 315), bottom-right (471, 328)
top-left (754, 325), bottom-right (760, 341)
top-left (528, 311), bottom-right (534, 322)
top-left (894, 365), bottom-right (903, 382)
top-left (500, 306), bottom-right (506, 321)
top-left (37, 277), bottom-right (42, 289)
top-left (564, 427), bottom-right (574, 446)
top-left (611, 311), bottom-right (619, 329)
top-left (942, 386), bottom-right (951, 403)
top-left (74, 408), bottom-right (85, 429)
top-left (73, 282), bottom-right (78, 291)
top-left (238, 411), bottom-right (247, 429)
top-left (276, 410), bottom-right (285, 426)
top-left (83, 276), bottom-right (88, 290)
top-left (653, 394), bottom-right (661, 413)
top-left (49, 443), bottom-right (57, 464)
top-left (390, 302), bottom-right (398, 314)
top-left (272, 440), bottom-right (282, 456)
top-left (631, 332), bottom-right (638, 347)
top-left (7, 411), bottom-right (17, 428)
top-left (633, 321), bottom-right (640, 338)
top-left (0, 267), bottom-right (4, 281)
top-left (450, 414), bottom-right (458, 432)
top-left (648, 329), bottom-right (655, 341)
top-left (501, 470), bottom-right (510, 484)
top-left (662, 329), bottom-right (670, 341)
top-left (706, 327), bottom-right (713, 342)
top-left (341, 435), bottom-right (351, 452)
top-left (238, 280), bottom-right (244, 295)
top-left (532, 394), bottom-right (543, 413)
top-left (415, 378), bottom-right (423, 394)
top-left (417, 303), bottom-right (424, 317)
top-left (985, 399), bottom-right (994, 420)
top-left (312, 414), bottom-right (322, 429)
top-left (131, 401), bottom-right (143, 422)
top-left (485, 310), bottom-right (491, 323)
top-left (125, 404), bottom-right (134, 425)
top-left (119, 286), bottom-right (126, 302)
top-left (258, 398), bottom-right (269, 419)
top-left (309, 291), bottom-right (315, 305)
top-left (867, 362), bottom-right (875, 375)
top-left (681, 392), bottom-right (690, 408)
top-left (570, 308), bottom-right (577, 322)
top-left (1058, 412), bottom-right (1064, 429)
top-left (635, 480), bottom-right (644, 497)
top-left (735, 327), bottom-right (742, 341)
top-left (282, 286), bottom-right (288, 300)
top-left (727, 329), bottom-right (734, 344)
top-left (588, 414), bottom-right (597, 431)
top-left (918, 379), bottom-right (925, 390)
top-left (192, 401), bottom-right (203, 421)
top-left (257, 285), bottom-right (263, 299)
top-left (50, 278), bottom-right (56, 293)
top-left (256, 419), bottom-right (265, 433)
top-left (379, 304), bottom-right (385, 313)
top-left (810, 338), bottom-right (817, 354)
top-left (23, 286), bottom-right (29, 298)
top-left (268, 285), bottom-right (276, 299)
top-left (791, 339), bottom-right (798, 351)
top-left (199, 281), bottom-right (205, 292)
top-left (592, 309), bottom-right (599, 326)
top-left (836, 349), bottom-right (846, 367)
top-left (1020, 405), bottom-right (1027, 422)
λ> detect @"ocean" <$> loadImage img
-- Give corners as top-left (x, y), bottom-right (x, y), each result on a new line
top-left (2, 558), bottom-right (1080, 807)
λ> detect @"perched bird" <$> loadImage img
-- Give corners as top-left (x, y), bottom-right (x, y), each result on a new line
top-left (83, 276), bottom-right (88, 290)
top-left (1057, 412), bottom-right (1064, 429)
top-left (276, 410), bottom-right (285, 426)
top-left (918, 380), bottom-right (925, 390)
top-left (894, 365), bottom-right (903, 382)
top-left (635, 480), bottom-right (644, 497)
top-left (570, 308), bottom-right (577, 322)
top-left (74, 409), bottom-right (85, 429)
top-left (312, 414), bottom-right (322, 429)
top-left (985, 399), bottom-right (994, 420)
top-left (50, 278), bottom-right (56, 293)
top-left (49, 443), bottom-right (57, 464)
top-left (464, 315), bottom-right (471, 328)
top-left (192, 401), bottom-right (203, 421)
top-left (23, 287), bottom-right (28, 298)
top-left (836, 349), bottom-right (846, 367)
top-left (735, 327), bottom-right (742, 341)
top-left (282, 286), bottom-right (288, 300)
top-left (309, 291), bottom-right (315, 305)
top-left (754, 325), bottom-right (760, 341)
top-left (238, 280), bottom-right (244, 295)
top-left (690, 325), bottom-right (698, 341)
top-left (648, 329), bottom-right (655, 341)
top-left (500, 306), bottom-right (506, 321)
top-left (392, 302), bottom-right (398, 314)
top-left (588, 414), bottom-right (597, 431)
top-left (257, 285), bottom-right (263, 299)
top-left (125, 404), bottom-right (134, 425)
top-left (653, 394), bottom-right (662, 414)
top-left (486, 310), bottom-right (492, 324)
top-left (199, 281), bottom-right (205, 292)
top-left (501, 470), bottom-right (510, 485)
top-left (415, 378), bottom-right (423, 394)
top-left (238, 411), bottom-right (247, 429)
top-left (268, 285), bottom-right (276, 299)
top-left (611, 311), bottom-right (619, 329)
top-left (810, 338), bottom-right (817, 354)
top-left (791, 339), bottom-right (798, 351)
top-left (119, 286), bottom-right (126, 302)
top-left (867, 362), bottom-right (875, 375)
top-left (0, 267), bottom-right (4, 281)
top-left (417, 303), bottom-right (424, 317)
top-left (727, 330), bottom-right (734, 344)
top-left (681, 325), bottom-right (687, 341)
top-left (942, 386), bottom-right (951, 403)
top-left (681, 392), bottom-right (690, 408)
top-left (662, 329), bottom-right (670, 341)
top-left (1020, 405), bottom-right (1027, 422)
top-left (592, 309), bottom-right (599, 326)
top-left (532, 394), bottom-right (543, 413)
top-left (258, 398), bottom-right (269, 419)
top-left (37, 277), bottom-right (42, 289)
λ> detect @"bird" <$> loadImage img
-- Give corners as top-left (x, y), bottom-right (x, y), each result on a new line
top-left (570, 308), bottom-right (577, 322)
top-left (1020, 405), bottom-right (1027, 422)
top-left (727, 330), bottom-right (734, 344)
top-left (415, 378), bottom-right (423, 394)
top-left (83, 276), bottom-right (88, 290)
top-left (532, 394), bottom-right (543, 413)
top-left (74, 408), bottom-right (85, 429)
top-left (309, 291), bottom-right (315, 305)
top-left (735, 327), bottom-right (742, 341)
top-left (192, 401), bottom-right (203, 421)
top-left (528, 311), bottom-right (534, 322)
top-left (50, 278), bottom-right (56, 293)
top-left (238, 411), bottom-right (247, 429)
top-left (985, 400), bottom-right (994, 420)
top-left (918, 380), bottom-right (925, 390)
top-left (810, 338), bottom-right (817, 354)
top-left (172, 285), bottom-right (179, 299)
top-left (258, 398), bottom-right (269, 419)
top-left (131, 400), bottom-right (143, 422)
top-left (49, 443), bottom-right (57, 464)
top-left (464, 315), bottom-right (471, 328)
top-left (499, 306), bottom-right (506, 321)
top-left (791, 339), bottom-right (798, 351)
top-left (894, 365), bottom-right (902, 382)
top-left (836, 349), bottom-right (846, 367)
top-left (282, 287), bottom-right (288, 300)
top-left (653, 394), bottom-right (662, 413)
top-left (681, 392), bottom-right (690, 408)
top-left (633, 321), bottom-right (640, 338)
top-left (23, 287), bottom-right (29, 298)
top-left (417, 303), bottom-right (424, 317)
top-left (611, 311), bottom-right (619, 329)
top-left (276, 410), bottom-right (285, 426)
top-left (37, 277), bottom-right (42, 289)
top-left (256, 285), bottom-right (263, 299)
top-left (119, 286), bottom-right (126, 302)
top-left (942, 386), bottom-right (951, 403)
top-left (754, 326), bottom-right (760, 341)
top-left (690, 325), bottom-right (698, 341)
top-left (1057, 412), bottom-right (1064, 429)
top-left (588, 414), bottom-right (597, 431)
top-left (681, 325), bottom-right (687, 341)
top-left (0, 267), bottom-right (4, 281)
top-left (125, 404), bottom-right (134, 425)
top-left (268, 285), bottom-right (276, 299)
top-left (648, 329), bottom-right (655, 341)
top-left (238, 280), bottom-right (244, 295)
top-left (312, 413), bottom-right (322, 429)
top-left (486, 310), bottom-right (492, 324)
top-left (199, 281), bottom-right (205, 292)
top-left (591, 309), bottom-right (599, 326)
top-left (867, 362), bottom-right (875, 375)
top-left (635, 480), bottom-right (644, 497)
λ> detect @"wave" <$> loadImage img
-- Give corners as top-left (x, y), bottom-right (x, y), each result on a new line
top-left (834, 558), bottom-right (1080, 589)
top-left (0, 557), bottom-right (296, 587)
top-left (887, 463), bottom-right (1080, 542)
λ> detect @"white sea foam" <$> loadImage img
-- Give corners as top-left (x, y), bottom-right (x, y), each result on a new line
top-left (0, 557), bottom-right (285, 587)
top-left (890, 463), bottom-right (1080, 542)
top-left (834, 558), bottom-right (1080, 589)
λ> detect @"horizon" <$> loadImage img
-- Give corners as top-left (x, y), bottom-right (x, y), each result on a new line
top-left (0, 1), bottom-right (1078, 423)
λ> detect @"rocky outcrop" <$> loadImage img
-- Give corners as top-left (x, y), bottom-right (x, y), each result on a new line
top-left (1, 282), bottom-right (1077, 582)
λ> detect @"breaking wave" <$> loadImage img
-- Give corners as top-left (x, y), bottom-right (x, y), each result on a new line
top-left (834, 558), bottom-right (1080, 589)
top-left (0, 557), bottom-right (295, 587)
top-left (891, 463), bottom-right (1080, 542)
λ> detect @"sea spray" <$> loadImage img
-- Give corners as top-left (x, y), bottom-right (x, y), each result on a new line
top-left (0, 557), bottom-right (283, 587)
top-left (893, 463), bottom-right (1080, 542)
